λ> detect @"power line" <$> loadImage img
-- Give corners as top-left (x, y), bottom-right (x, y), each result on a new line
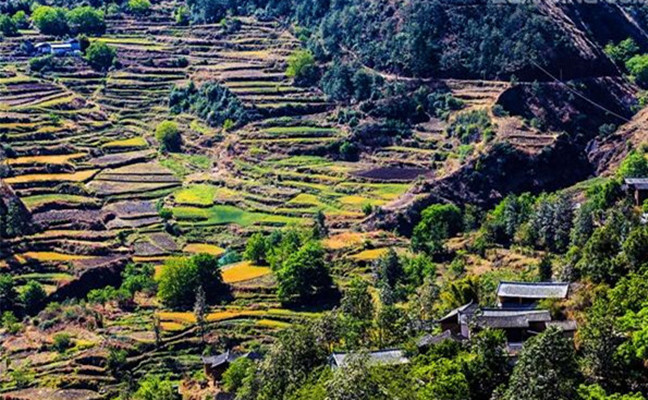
top-left (529, 60), bottom-right (632, 124)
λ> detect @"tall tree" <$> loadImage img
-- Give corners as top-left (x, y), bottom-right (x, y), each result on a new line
top-left (503, 327), bottom-right (580, 400)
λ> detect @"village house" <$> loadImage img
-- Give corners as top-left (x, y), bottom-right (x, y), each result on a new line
top-left (496, 281), bottom-right (569, 308)
top-left (328, 349), bottom-right (409, 369)
top-left (34, 38), bottom-right (81, 56)
top-left (419, 280), bottom-right (575, 354)
top-left (622, 178), bottom-right (648, 206)
top-left (201, 350), bottom-right (262, 383)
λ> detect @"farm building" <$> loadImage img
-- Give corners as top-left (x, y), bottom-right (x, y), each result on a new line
top-left (496, 281), bottom-right (569, 308)
top-left (34, 39), bottom-right (81, 56)
top-left (623, 178), bottom-right (648, 206)
top-left (432, 304), bottom-right (575, 352)
top-left (328, 349), bottom-right (409, 369)
top-left (202, 350), bottom-right (262, 382)
top-left (422, 280), bottom-right (576, 354)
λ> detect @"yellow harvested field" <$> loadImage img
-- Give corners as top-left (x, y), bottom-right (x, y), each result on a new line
top-left (159, 312), bottom-right (196, 324)
top-left (21, 252), bottom-right (94, 262)
top-left (183, 243), bottom-right (225, 256)
top-left (256, 319), bottom-right (291, 329)
top-left (5, 153), bottom-right (85, 165)
top-left (350, 247), bottom-right (389, 261)
top-left (324, 232), bottom-right (365, 250)
top-left (4, 169), bottom-right (98, 184)
top-left (222, 261), bottom-right (271, 283)
top-left (160, 322), bottom-right (185, 331)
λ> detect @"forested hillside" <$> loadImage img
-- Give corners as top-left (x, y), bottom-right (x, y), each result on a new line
top-left (0, 1), bottom-right (648, 399)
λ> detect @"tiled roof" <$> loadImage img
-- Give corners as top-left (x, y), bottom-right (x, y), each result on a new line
top-left (480, 308), bottom-right (552, 322)
top-left (438, 301), bottom-right (479, 323)
top-left (330, 350), bottom-right (408, 368)
top-left (624, 178), bottom-right (648, 189)
top-left (475, 315), bottom-right (530, 329)
top-left (497, 281), bottom-right (569, 299)
top-left (417, 330), bottom-right (463, 348)
top-left (546, 320), bottom-right (578, 331)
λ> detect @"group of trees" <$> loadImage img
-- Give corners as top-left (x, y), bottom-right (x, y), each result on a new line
top-left (224, 316), bottom-right (627, 400)
top-left (157, 253), bottom-right (228, 309)
top-left (0, 274), bottom-right (46, 318)
top-left (0, 195), bottom-right (31, 239)
top-left (169, 81), bottom-right (248, 129)
top-left (243, 227), bottom-right (334, 305)
top-left (32, 5), bottom-right (105, 35)
top-left (605, 38), bottom-right (648, 89)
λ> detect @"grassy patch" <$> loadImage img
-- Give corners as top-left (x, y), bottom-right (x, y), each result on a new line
top-left (102, 137), bottom-right (148, 149)
top-left (175, 184), bottom-right (218, 206)
top-left (173, 205), bottom-right (305, 227)
top-left (21, 194), bottom-right (99, 210)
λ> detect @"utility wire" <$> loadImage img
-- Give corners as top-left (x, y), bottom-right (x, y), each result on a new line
top-left (529, 60), bottom-right (632, 124)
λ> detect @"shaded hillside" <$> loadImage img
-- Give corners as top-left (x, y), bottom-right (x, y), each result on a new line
top-left (496, 77), bottom-right (637, 139)
top-left (588, 107), bottom-right (648, 175)
top-left (367, 138), bottom-right (592, 235)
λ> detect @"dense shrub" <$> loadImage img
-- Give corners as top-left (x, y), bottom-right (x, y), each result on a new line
top-left (626, 54), bottom-right (648, 88)
top-left (29, 55), bottom-right (54, 72)
top-left (0, 274), bottom-right (17, 313)
top-left (127, 0), bottom-right (151, 15)
top-left (155, 121), bottom-right (182, 152)
top-left (617, 149), bottom-right (648, 178)
top-left (605, 38), bottom-right (640, 65)
top-left (67, 6), bottom-right (105, 35)
top-left (11, 11), bottom-right (27, 29)
top-left (0, 14), bottom-right (19, 37)
top-left (85, 41), bottom-right (116, 71)
top-left (169, 81), bottom-right (248, 128)
top-left (276, 241), bottom-right (334, 304)
top-left (446, 110), bottom-right (494, 144)
top-left (32, 6), bottom-right (69, 35)
top-left (52, 333), bottom-right (72, 352)
top-left (20, 281), bottom-right (47, 315)
top-left (286, 49), bottom-right (318, 86)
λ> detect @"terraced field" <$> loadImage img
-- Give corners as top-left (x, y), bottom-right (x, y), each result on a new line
top-left (0, 2), bottom-right (528, 397)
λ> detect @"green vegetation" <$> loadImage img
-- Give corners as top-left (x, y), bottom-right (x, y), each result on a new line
top-left (128, 0), bottom-right (152, 15)
top-left (0, 196), bottom-right (31, 239)
top-left (67, 6), bottom-right (106, 35)
top-left (169, 81), bottom-right (248, 128)
top-left (286, 49), bottom-right (317, 85)
top-left (0, 14), bottom-right (18, 36)
top-left (133, 375), bottom-right (180, 400)
top-left (605, 38), bottom-right (640, 65)
top-left (447, 109), bottom-right (494, 143)
top-left (157, 254), bottom-right (228, 309)
top-left (31, 4), bottom-right (106, 35)
top-left (155, 121), bottom-right (182, 152)
top-left (32, 5), bottom-right (68, 35)
top-left (627, 54), bottom-right (648, 89)
top-left (85, 41), bottom-right (116, 71)
top-left (412, 203), bottom-right (463, 255)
